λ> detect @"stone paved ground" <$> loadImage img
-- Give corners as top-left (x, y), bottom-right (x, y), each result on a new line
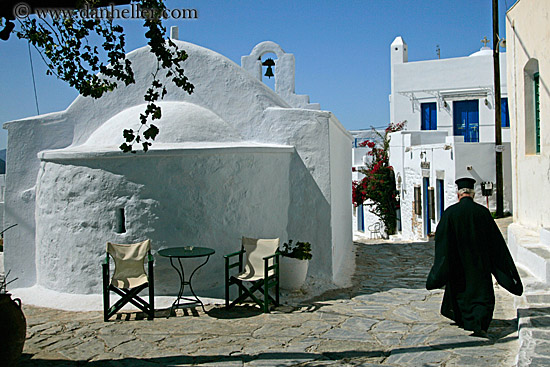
top-left (18, 233), bottom-right (520, 366)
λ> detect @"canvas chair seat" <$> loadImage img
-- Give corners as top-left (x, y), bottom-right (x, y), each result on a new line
top-left (108, 241), bottom-right (150, 289)
top-left (236, 238), bottom-right (278, 281)
top-left (224, 237), bottom-right (280, 313)
top-left (103, 239), bottom-right (154, 321)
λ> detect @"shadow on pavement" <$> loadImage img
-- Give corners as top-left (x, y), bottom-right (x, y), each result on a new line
top-left (18, 335), bottom-right (518, 366)
top-left (304, 240), bottom-right (435, 305)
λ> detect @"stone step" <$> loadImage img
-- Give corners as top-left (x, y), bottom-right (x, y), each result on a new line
top-left (514, 264), bottom-right (550, 367)
top-left (540, 227), bottom-right (550, 246)
top-left (516, 244), bottom-right (550, 284)
top-left (525, 293), bottom-right (550, 305)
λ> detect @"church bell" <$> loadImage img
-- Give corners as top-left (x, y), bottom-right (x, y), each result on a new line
top-left (262, 58), bottom-right (275, 78)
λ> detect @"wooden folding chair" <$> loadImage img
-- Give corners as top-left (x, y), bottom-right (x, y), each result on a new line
top-left (102, 240), bottom-right (154, 321)
top-left (224, 237), bottom-right (280, 313)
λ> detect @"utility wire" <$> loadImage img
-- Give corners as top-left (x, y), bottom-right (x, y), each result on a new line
top-left (28, 41), bottom-right (40, 115)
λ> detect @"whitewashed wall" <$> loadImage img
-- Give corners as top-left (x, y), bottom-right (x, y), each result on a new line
top-left (390, 36), bottom-right (510, 144)
top-left (329, 115), bottom-right (353, 286)
top-left (35, 147), bottom-right (292, 296)
top-left (388, 37), bottom-right (513, 241)
top-left (4, 112), bottom-right (74, 287)
top-left (3, 41), bottom-right (352, 297)
top-left (260, 108), bottom-right (352, 283)
top-left (507, 0), bottom-right (550, 229)
top-left (389, 131), bottom-right (512, 240)
top-left (506, 0), bottom-right (550, 282)
top-left (4, 41), bottom-right (351, 296)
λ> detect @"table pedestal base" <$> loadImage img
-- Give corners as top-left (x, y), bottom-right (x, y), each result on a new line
top-left (168, 256), bottom-right (210, 316)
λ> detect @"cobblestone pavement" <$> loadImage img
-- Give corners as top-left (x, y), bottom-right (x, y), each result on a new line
top-left (18, 235), bottom-right (519, 366)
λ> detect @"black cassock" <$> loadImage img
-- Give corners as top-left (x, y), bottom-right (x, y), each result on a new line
top-left (426, 197), bottom-right (523, 332)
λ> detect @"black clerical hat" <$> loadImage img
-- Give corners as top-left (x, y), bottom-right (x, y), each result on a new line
top-left (455, 177), bottom-right (476, 190)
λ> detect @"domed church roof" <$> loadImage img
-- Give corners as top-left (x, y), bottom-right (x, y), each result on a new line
top-left (469, 46), bottom-right (493, 57)
top-left (84, 101), bottom-right (243, 146)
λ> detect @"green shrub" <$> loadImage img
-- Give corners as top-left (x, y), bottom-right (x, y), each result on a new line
top-left (280, 240), bottom-right (312, 260)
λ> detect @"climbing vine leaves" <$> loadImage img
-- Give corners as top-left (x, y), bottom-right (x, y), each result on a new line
top-left (14, 0), bottom-right (194, 152)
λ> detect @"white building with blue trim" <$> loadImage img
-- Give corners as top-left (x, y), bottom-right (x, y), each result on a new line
top-left (388, 36), bottom-right (513, 241)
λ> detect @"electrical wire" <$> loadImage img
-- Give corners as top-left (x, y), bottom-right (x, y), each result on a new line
top-left (28, 41), bottom-right (40, 115)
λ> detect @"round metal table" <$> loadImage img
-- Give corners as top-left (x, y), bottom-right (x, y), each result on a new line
top-left (158, 246), bottom-right (215, 316)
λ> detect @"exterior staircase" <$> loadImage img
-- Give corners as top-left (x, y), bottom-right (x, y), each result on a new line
top-left (508, 225), bottom-right (550, 366)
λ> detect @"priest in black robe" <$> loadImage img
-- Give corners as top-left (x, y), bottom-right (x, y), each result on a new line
top-left (426, 177), bottom-right (523, 337)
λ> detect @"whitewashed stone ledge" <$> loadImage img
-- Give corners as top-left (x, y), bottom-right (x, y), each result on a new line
top-left (38, 144), bottom-right (295, 161)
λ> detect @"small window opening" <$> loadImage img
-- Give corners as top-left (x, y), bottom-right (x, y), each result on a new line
top-left (116, 208), bottom-right (126, 233)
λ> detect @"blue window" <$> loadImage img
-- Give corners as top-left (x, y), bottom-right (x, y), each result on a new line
top-left (453, 100), bottom-right (479, 142)
top-left (421, 102), bottom-right (437, 130)
top-left (501, 98), bottom-right (510, 128)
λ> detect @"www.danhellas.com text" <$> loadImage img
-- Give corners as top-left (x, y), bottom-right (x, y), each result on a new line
top-left (12, 2), bottom-right (198, 20)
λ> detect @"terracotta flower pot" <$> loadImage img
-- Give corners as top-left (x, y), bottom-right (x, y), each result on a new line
top-left (0, 294), bottom-right (27, 366)
top-left (280, 256), bottom-right (309, 290)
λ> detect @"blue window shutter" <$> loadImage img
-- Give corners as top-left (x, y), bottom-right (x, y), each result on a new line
top-left (421, 102), bottom-right (437, 130)
top-left (468, 100), bottom-right (479, 143)
top-left (453, 100), bottom-right (479, 142)
top-left (501, 98), bottom-right (510, 128)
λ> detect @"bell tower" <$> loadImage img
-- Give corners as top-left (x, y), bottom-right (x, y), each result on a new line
top-left (242, 41), bottom-right (320, 110)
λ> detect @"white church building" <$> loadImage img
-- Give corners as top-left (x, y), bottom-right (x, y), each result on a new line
top-left (2, 38), bottom-right (353, 305)
top-left (388, 36), bottom-right (512, 240)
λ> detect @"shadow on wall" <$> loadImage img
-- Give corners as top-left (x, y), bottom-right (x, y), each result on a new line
top-left (34, 149), bottom-right (332, 298)
top-left (287, 153), bottom-right (331, 280)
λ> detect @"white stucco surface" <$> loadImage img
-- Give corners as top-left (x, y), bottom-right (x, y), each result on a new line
top-left (388, 36), bottom-right (513, 241)
top-left (241, 41), bottom-right (320, 110)
top-left (505, 0), bottom-right (550, 289)
top-left (85, 101), bottom-right (243, 147)
top-left (390, 39), bottom-right (509, 142)
top-left (329, 116), bottom-right (353, 286)
top-left (506, 0), bottom-right (550, 230)
top-left (36, 148), bottom-right (292, 295)
top-left (389, 131), bottom-right (512, 241)
top-left (3, 41), bottom-right (352, 303)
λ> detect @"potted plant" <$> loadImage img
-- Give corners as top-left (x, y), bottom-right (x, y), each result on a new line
top-left (0, 271), bottom-right (26, 366)
top-left (279, 240), bottom-right (312, 290)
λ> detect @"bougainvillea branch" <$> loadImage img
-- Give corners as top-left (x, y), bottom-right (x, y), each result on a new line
top-left (353, 121), bottom-right (406, 235)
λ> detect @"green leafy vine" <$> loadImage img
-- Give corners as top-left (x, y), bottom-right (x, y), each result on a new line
top-left (12, 0), bottom-right (194, 153)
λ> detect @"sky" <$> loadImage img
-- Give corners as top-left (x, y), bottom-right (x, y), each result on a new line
top-left (0, 0), bottom-right (516, 151)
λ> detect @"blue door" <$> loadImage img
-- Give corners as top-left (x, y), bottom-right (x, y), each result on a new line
top-left (423, 177), bottom-right (431, 236)
top-left (453, 100), bottom-right (479, 142)
top-left (421, 102), bottom-right (437, 130)
top-left (357, 204), bottom-right (364, 232)
top-left (501, 98), bottom-right (510, 128)
top-left (436, 179), bottom-right (444, 221)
